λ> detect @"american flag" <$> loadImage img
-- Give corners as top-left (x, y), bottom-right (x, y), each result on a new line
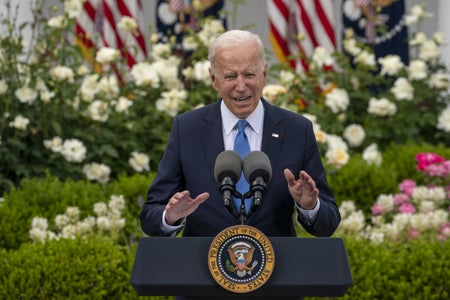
top-left (267, 0), bottom-right (336, 72)
top-left (75, 0), bottom-right (147, 69)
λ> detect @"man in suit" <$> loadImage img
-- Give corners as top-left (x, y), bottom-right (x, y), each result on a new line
top-left (140, 29), bottom-right (340, 239)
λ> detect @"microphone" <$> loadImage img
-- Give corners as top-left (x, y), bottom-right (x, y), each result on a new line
top-left (214, 150), bottom-right (242, 216)
top-left (243, 151), bottom-right (272, 213)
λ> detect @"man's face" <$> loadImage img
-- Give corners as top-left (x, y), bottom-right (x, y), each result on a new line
top-left (209, 42), bottom-right (268, 119)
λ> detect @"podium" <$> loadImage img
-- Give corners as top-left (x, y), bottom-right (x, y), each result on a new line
top-left (130, 236), bottom-right (352, 298)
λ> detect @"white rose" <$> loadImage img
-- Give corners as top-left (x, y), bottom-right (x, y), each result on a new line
top-left (114, 96), bottom-right (133, 114)
top-left (343, 124), bottom-right (365, 147)
top-left (95, 47), bottom-right (121, 64)
top-left (153, 57), bottom-right (182, 89)
top-left (60, 138), bottom-right (86, 163)
top-left (156, 88), bottom-right (187, 117)
top-left (367, 97), bottom-right (397, 117)
top-left (15, 86), bottom-right (38, 104)
top-left (354, 50), bottom-right (376, 67)
top-left (82, 162), bottom-right (111, 184)
top-left (419, 40), bottom-right (440, 62)
top-left (181, 36), bottom-right (199, 51)
top-left (50, 65), bottom-right (75, 83)
top-left (408, 60), bottom-right (428, 80)
top-left (150, 43), bottom-right (172, 60)
top-left (278, 70), bottom-right (296, 87)
top-left (80, 74), bottom-right (101, 102)
top-left (130, 62), bottom-right (160, 87)
top-left (325, 146), bottom-right (349, 169)
top-left (43, 136), bottom-right (63, 153)
top-left (409, 32), bottom-right (427, 46)
top-left (362, 143), bottom-right (382, 166)
top-left (390, 78), bottom-right (414, 101)
top-left (343, 38), bottom-right (361, 56)
top-left (325, 88), bottom-right (350, 113)
top-left (128, 151), bottom-right (150, 172)
top-left (86, 100), bottom-right (109, 122)
top-left (262, 84), bottom-right (287, 103)
top-left (48, 15), bottom-right (67, 28)
top-left (428, 73), bottom-right (449, 90)
top-left (9, 115), bottom-right (30, 130)
top-left (378, 55), bottom-right (404, 76)
top-left (311, 46), bottom-right (334, 69)
top-left (64, 0), bottom-right (84, 18)
top-left (98, 75), bottom-right (120, 98)
top-left (117, 16), bottom-right (138, 33)
top-left (193, 60), bottom-right (211, 85)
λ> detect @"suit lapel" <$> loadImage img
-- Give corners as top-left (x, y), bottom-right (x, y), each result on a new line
top-left (200, 101), bottom-right (225, 181)
top-left (261, 100), bottom-right (284, 177)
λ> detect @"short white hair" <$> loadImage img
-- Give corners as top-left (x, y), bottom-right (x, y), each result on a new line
top-left (208, 30), bottom-right (266, 74)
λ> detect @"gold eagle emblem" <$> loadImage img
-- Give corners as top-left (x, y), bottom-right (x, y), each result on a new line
top-left (227, 242), bottom-right (257, 277)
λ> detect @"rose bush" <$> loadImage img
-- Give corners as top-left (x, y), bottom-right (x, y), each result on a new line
top-left (1, 1), bottom-right (449, 196)
top-left (336, 151), bottom-right (450, 244)
top-left (0, 0), bottom-right (225, 193)
top-left (264, 3), bottom-right (450, 170)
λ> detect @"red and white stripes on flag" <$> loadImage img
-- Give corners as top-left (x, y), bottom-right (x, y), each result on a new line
top-left (75, 0), bottom-right (147, 69)
top-left (267, 0), bottom-right (336, 72)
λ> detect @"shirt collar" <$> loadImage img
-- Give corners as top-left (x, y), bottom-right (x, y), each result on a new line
top-left (221, 99), bottom-right (264, 136)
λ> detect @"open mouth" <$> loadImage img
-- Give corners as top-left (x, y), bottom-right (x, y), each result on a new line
top-left (233, 96), bottom-right (250, 102)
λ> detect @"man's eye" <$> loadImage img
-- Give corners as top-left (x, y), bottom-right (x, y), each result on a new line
top-left (225, 75), bottom-right (236, 80)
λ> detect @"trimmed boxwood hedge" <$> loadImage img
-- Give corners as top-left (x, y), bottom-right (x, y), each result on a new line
top-left (0, 142), bottom-right (449, 299)
top-left (0, 236), bottom-right (448, 299)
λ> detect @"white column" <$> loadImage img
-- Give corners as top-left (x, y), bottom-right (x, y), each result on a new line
top-left (438, 0), bottom-right (450, 68)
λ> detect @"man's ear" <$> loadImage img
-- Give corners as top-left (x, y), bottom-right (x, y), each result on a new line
top-left (209, 69), bottom-right (218, 91)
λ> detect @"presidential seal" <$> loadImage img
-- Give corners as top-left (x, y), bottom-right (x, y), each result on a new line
top-left (207, 225), bottom-right (275, 293)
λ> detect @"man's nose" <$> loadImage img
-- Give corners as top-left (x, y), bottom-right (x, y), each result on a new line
top-left (234, 76), bottom-right (247, 91)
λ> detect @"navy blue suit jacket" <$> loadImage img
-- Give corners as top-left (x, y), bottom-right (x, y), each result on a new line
top-left (140, 99), bottom-right (340, 237)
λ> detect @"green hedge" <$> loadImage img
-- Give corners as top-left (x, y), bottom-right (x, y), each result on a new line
top-left (332, 237), bottom-right (450, 300)
top-left (327, 142), bottom-right (450, 213)
top-left (0, 236), bottom-right (448, 299)
top-left (0, 173), bottom-right (153, 250)
top-left (0, 237), bottom-right (169, 300)
top-left (0, 142), bottom-right (449, 299)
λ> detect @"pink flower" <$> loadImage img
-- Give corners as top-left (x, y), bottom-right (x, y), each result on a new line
top-left (439, 222), bottom-right (450, 241)
top-left (407, 228), bottom-right (420, 240)
top-left (415, 152), bottom-right (445, 171)
top-left (397, 202), bottom-right (415, 214)
top-left (399, 179), bottom-right (416, 195)
top-left (371, 203), bottom-right (384, 216)
top-left (393, 193), bottom-right (409, 205)
top-left (424, 160), bottom-right (450, 177)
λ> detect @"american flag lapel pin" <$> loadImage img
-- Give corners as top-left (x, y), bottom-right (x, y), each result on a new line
top-left (272, 133), bottom-right (279, 138)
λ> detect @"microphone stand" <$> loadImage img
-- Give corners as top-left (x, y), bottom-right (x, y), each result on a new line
top-left (235, 191), bottom-right (251, 225)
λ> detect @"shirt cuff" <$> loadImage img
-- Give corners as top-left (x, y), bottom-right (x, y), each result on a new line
top-left (161, 209), bottom-right (186, 237)
top-left (296, 198), bottom-right (320, 222)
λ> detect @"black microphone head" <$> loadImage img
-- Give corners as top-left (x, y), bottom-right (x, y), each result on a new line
top-left (243, 151), bottom-right (272, 183)
top-left (214, 150), bottom-right (242, 183)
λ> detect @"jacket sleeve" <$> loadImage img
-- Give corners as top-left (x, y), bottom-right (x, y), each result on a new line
top-left (140, 117), bottom-right (185, 237)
